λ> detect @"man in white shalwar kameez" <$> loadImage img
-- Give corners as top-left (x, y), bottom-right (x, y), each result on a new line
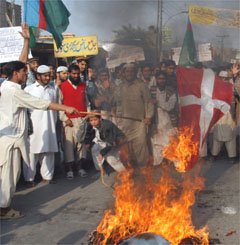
top-left (23, 65), bottom-right (58, 184)
top-left (211, 71), bottom-right (237, 163)
top-left (0, 61), bottom-right (80, 220)
top-left (151, 71), bottom-right (177, 165)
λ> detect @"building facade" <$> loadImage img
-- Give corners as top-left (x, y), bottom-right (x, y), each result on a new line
top-left (0, 0), bottom-right (21, 27)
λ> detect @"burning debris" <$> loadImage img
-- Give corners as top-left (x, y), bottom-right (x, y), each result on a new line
top-left (88, 127), bottom-right (209, 245)
top-left (163, 127), bottom-right (199, 173)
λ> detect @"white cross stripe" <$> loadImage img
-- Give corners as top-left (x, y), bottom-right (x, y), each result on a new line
top-left (179, 69), bottom-right (230, 148)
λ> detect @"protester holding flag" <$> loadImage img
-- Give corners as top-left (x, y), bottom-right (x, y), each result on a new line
top-left (19, 23), bottom-right (39, 87)
top-left (151, 71), bottom-right (177, 165)
top-left (176, 66), bottom-right (233, 170)
top-left (210, 70), bottom-right (237, 163)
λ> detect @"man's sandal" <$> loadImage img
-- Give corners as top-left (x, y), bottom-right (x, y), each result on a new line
top-left (78, 169), bottom-right (88, 178)
top-left (0, 208), bottom-right (24, 220)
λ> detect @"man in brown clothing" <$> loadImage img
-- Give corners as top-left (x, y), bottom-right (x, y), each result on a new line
top-left (113, 63), bottom-right (154, 167)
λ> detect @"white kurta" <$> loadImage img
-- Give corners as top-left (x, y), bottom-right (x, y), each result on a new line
top-left (151, 88), bottom-right (177, 165)
top-left (0, 80), bottom-right (51, 166)
top-left (25, 82), bottom-right (58, 153)
top-left (91, 127), bottom-right (125, 172)
top-left (211, 111), bottom-right (237, 157)
top-left (0, 80), bottom-right (50, 207)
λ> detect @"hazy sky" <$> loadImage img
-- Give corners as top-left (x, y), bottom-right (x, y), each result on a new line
top-left (16, 0), bottom-right (240, 48)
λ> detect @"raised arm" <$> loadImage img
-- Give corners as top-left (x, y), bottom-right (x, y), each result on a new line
top-left (19, 23), bottom-right (30, 63)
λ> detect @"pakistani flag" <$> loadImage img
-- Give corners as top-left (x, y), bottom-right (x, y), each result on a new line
top-left (179, 18), bottom-right (197, 67)
top-left (24, 0), bottom-right (71, 49)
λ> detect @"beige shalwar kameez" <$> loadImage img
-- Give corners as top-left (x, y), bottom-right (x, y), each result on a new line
top-left (113, 79), bottom-right (154, 166)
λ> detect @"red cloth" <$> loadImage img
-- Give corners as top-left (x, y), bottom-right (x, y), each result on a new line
top-left (60, 80), bottom-right (87, 118)
top-left (176, 67), bottom-right (233, 170)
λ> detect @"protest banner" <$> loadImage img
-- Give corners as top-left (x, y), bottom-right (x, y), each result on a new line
top-left (171, 47), bottom-right (182, 65)
top-left (171, 43), bottom-right (212, 65)
top-left (54, 35), bottom-right (98, 58)
top-left (189, 5), bottom-right (240, 28)
top-left (198, 43), bottom-right (212, 62)
top-left (0, 26), bottom-right (25, 63)
top-left (102, 43), bottom-right (145, 68)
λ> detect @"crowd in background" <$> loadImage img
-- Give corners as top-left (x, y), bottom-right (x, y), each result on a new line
top-left (0, 25), bottom-right (240, 219)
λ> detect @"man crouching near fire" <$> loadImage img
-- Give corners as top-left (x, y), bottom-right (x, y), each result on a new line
top-left (84, 111), bottom-right (127, 173)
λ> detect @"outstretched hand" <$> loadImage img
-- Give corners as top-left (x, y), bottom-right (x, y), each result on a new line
top-left (65, 107), bottom-right (80, 115)
top-left (19, 23), bottom-right (30, 40)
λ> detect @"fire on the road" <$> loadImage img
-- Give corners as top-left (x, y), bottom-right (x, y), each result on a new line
top-left (94, 127), bottom-right (209, 245)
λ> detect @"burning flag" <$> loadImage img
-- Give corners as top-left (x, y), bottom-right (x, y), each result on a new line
top-left (174, 67), bottom-right (233, 171)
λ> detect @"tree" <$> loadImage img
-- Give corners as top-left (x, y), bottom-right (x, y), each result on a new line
top-left (113, 24), bottom-right (158, 64)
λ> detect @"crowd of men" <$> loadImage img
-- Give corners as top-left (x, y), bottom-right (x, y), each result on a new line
top-left (0, 25), bottom-right (240, 219)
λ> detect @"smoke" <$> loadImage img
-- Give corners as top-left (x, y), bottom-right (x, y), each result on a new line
top-left (65, 0), bottom-right (157, 40)
top-left (64, 0), bottom-right (239, 49)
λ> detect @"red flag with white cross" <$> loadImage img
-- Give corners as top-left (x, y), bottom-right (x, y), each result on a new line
top-left (176, 67), bottom-right (233, 170)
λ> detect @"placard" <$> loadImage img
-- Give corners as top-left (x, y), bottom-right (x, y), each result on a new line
top-left (54, 36), bottom-right (98, 58)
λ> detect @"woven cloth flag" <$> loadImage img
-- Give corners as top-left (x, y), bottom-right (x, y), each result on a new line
top-left (24, 0), bottom-right (70, 48)
top-left (178, 18), bottom-right (197, 67)
top-left (176, 67), bottom-right (233, 170)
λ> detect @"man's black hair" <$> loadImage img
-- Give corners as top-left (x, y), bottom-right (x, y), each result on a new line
top-left (98, 68), bottom-right (109, 75)
top-left (68, 64), bottom-right (80, 73)
top-left (165, 59), bottom-right (176, 67)
top-left (155, 71), bottom-right (167, 78)
top-left (140, 62), bottom-right (153, 71)
top-left (3, 61), bottom-right (26, 80)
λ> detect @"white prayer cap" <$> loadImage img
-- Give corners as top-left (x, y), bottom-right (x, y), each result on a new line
top-left (37, 65), bottom-right (50, 74)
top-left (57, 66), bottom-right (68, 73)
top-left (219, 71), bottom-right (229, 78)
top-left (123, 63), bottom-right (136, 69)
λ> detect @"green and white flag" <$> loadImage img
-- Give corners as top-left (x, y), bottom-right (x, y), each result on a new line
top-left (179, 18), bottom-right (197, 66)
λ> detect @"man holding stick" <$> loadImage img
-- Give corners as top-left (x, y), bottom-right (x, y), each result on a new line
top-left (0, 61), bottom-right (80, 219)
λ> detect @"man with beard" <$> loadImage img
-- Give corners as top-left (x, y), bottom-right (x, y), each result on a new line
top-left (26, 57), bottom-right (39, 87)
top-left (165, 59), bottom-right (179, 127)
top-left (113, 63), bottom-right (154, 167)
top-left (23, 65), bottom-right (58, 186)
top-left (151, 71), bottom-right (177, 165)
top-left (0, 61), bottom-right (80, 219)
top-left (59, 64), bottom-right (88, 179)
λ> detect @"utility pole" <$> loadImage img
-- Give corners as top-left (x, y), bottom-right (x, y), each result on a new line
top-left (216, 35), bottom-right (229, 62)
top-left (156, 0), bottom-right (163, 65)
top-left (11, 0), bottom-right (15, 26)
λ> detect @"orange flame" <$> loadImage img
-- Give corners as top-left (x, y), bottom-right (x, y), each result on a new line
top-left (163, 127), bottom-right (199, 172)
top-left (96, 127), bottom-right (208, 245)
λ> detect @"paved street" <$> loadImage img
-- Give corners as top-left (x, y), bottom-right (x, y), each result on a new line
top-left (1, 158), bottom-right (239, 245)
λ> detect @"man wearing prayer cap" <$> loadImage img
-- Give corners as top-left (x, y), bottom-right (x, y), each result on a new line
top-left (56, 66), bottom-right (68, 84)
top-left (0, 59), bottom-right (79, 219)
top-left (37, 65), bottom-right (50, 74)
top-left (23, 64), bottom-right (59, 186)
top-left (112, 63), bottom-right (154, 167)
top-left (26, 57), bottom-right (39, 87)
top-left (57, 66), bottom-right (68, 73)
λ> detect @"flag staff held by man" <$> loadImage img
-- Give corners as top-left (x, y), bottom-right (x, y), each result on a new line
top-left (174, 17), bottom-right (234, 170)
top-left (0, 24), bottom-right (80, 220)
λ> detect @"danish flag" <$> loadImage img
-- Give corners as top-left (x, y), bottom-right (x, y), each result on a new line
top-left (176, 67), bottom-right (233, 170)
